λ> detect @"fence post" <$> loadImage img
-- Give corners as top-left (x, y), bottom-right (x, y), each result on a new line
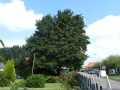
top-left (96, 83), bottom-right (98, 90)
top-left (91, 83), bottom-right (95, 90)
top-left (89, 78), bottom-right (92, 89)
top-left (100, 86), bottom-right (102, 90)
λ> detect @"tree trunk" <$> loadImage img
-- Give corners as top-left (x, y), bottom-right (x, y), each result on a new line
top-left (57, 66), bottom-right (61, 76)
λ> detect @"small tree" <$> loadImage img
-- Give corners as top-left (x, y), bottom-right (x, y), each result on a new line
top-left (3, 58), bottom-right (16, 82)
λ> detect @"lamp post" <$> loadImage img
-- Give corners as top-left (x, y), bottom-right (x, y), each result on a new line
top-left (93, 54), bottom-right (101, 70)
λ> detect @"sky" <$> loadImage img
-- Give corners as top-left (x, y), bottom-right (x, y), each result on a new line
top-left (0, 0), bottom-right (120, 66)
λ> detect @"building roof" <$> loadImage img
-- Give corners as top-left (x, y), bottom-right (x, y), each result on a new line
top-left (87, 62), bottom-right (96, 68)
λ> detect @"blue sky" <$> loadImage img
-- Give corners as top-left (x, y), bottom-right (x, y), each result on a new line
top-left (0, 0), bottom-right (120, 65)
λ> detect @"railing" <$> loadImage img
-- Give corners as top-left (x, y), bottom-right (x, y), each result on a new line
top-left (78, 73), bottom-right (103, 90)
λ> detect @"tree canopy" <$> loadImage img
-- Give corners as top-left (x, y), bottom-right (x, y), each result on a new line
top-left (26, 9), bottom-right (90, 75)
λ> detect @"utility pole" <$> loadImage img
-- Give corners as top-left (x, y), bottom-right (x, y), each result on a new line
top-left (32, 53), bottom-right (35, 75)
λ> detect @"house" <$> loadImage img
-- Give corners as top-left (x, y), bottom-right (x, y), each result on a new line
top-left (87, 62), bottom-right (97, 70)
top-left (82, 65), bottom-right (87, 69)
top-left (0, 62), bottom-right (5, 71)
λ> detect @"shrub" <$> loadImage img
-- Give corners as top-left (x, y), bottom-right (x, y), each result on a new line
top-left (12, 79), bottom-right (26, 87)
top-left (46, 76), bottom-right (60, 83)
top-left (81, 69), bottom-right (87, 72)
top-left (0, 72), bottom-right (10, 87)
top-left (18, 79), bottom-right (26, 87)
top-left (10, 83), bottom-right (28, 90)
top-left (60, 70), bottom-right (81, 90)
top-left (10, 79), bottom-right (27, 90)
top-left (25, 74), bottom-right (46, 88)
top-left (3, 59), bottom-right (16, 82)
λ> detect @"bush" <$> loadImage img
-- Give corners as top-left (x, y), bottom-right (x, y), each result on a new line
top-left (46, 76), bottom-right (60, 83)
top-left (0, 72), bottom-right (10, 87)
top-left (19, 79), bottom-right (26, 87)
top-left (81, 69), bottom-right (87, 72)
top-left (60, 70), bottom-right (81, 90)
top-left (12, 79), bottom-right (26, 87)
top-left (25, 74), bottom-right (46, 88)
top-left (10, 79), bottom-right (27, 90)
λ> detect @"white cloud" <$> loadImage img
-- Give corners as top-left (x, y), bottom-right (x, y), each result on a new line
top-left (84, 15), bottom-right (120, 66)
top-left (0, 0), bottom-right (43, 32)
top-left (0, 39), bottom-right (26, 47)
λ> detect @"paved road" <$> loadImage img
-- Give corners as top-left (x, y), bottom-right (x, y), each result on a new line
top-left (78, 72), bottom-right (120, 90)
top-left (100, 77), bottom-right (120, 90)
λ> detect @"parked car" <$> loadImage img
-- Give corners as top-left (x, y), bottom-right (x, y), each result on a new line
top-left (94, 69), bottom-right (98, 74)
top-left (88, 69), bottom-right (100, 75)
top-left (96, 70), bottom-right (100, 77)
top-left (88, 69), bottom-right (95, 74)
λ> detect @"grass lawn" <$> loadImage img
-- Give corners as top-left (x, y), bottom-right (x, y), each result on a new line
top-left (108, 74), bottom-right (120, 82)
top-left (0, 83), bottom-right (65, 90)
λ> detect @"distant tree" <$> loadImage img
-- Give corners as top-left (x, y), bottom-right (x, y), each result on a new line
top-left (92, 62), bottom-right (100, 69)
top-left (0, 45), bottom-right (29, 60)
top-left (102, 55), bottom-right (120, 69)
top-left (26, 9), bottom-right (90, 75)
top-left (3, 58), bottom-right (16, 82)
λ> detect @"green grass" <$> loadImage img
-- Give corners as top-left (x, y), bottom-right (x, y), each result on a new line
top-left (28, 83), bottom-right (65, 90)
top-left (0, 83), bottom-right (65, 90)
top-left (108, 74), bottom-right (120, 77)
top-left (108, 74), bottom-right (120, 82)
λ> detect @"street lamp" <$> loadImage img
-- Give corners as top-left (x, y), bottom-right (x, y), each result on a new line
top-left (93, 54), bottom-right (101, 70)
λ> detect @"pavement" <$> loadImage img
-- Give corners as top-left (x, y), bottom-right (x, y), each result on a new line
top-left (78, 72), bottom-right (120, 90)
top-left (101, 78), bottom-right (120, 90)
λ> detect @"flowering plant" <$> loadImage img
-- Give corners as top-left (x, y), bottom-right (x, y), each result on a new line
top-left (60, 70), bottom-right (81, 90)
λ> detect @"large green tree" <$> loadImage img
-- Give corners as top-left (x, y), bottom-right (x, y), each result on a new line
top-left (26, 9), bottom-right (90, 75)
